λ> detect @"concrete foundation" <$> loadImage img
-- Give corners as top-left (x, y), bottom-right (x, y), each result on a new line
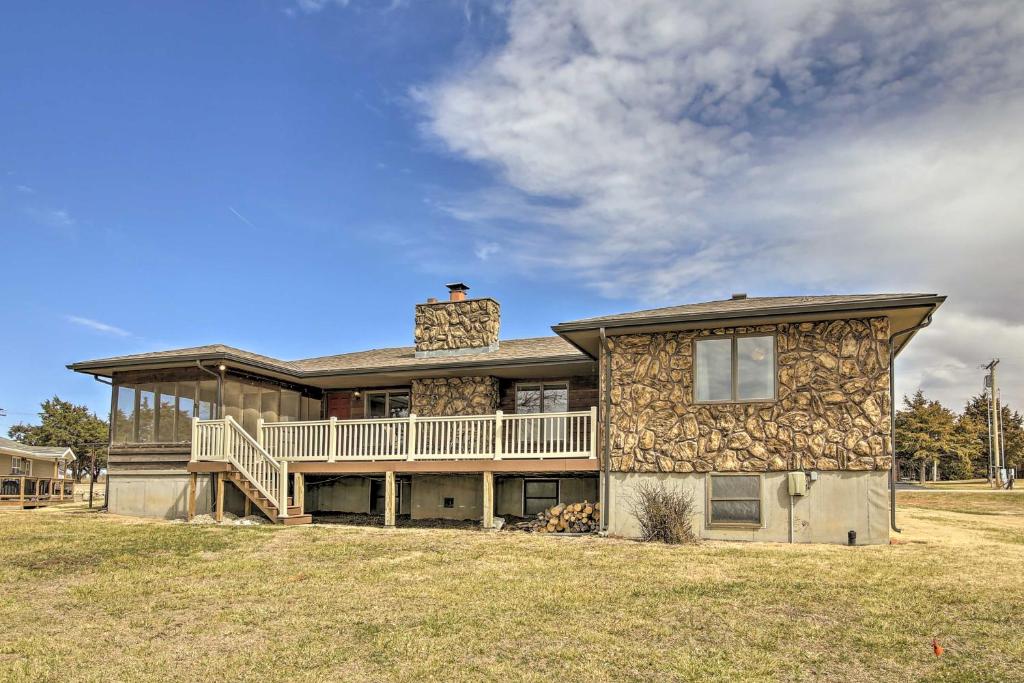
top-left (107, 473), bottom-right (213, 520)
top-left (410, 474), bottom-right (482, 520)
top-left (606, 470), bottom-right (890, 545)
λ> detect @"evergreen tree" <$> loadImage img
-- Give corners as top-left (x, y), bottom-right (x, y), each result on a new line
top-left (7, 396), bottom-right (109, 481)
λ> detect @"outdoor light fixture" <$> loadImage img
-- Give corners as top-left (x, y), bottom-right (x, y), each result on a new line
top-left (218, 364), bottom-right (226, 372)
top-left (353, 390), bottom-right (361, 398)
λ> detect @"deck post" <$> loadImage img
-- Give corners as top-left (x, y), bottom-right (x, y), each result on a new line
top-left (244, 497), bottom-right (252, 517)
top-left (191, 417), bottom-right (199, 462)
top-left (482, 471), bottom-right (494, 529)
top-left (384, 471), bottom-right (396, 527)
top-left (278, 460), bottom-right (290, 519)
top-left (19, 477), bottom-right (25, 505)
top-left (215, 472), bottom-right (224, 522)
top-left (589, 406), bottom-right (599, 459)
top-left (406, 414), bottom-right (417, 461)
top-left (256, 418), bottom-right (264, 448)
top-left (328, 417), bottom-right (338, 463)
top-left (494, 411), bottom-right (503, 460)
top-left (294, 472), bottom-right (305, 513)
top-left (187, 472), bottom-right (197, 521)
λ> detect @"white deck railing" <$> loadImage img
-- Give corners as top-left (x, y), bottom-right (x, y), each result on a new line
top-left (193, 416), bottom-right (286, 516)
top-left (192, 408), bottom-right (597, 464)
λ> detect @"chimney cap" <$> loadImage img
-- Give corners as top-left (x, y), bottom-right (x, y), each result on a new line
top-left (731, 292), bottom-right (748, 300)
top-left (445, 282), bottom-right (470, 293)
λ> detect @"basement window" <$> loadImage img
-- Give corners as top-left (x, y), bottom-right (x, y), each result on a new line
top-left (443, 497), bottom-right (455, 509)
top-left (695, 335), bottom-right (775, 403)
top-left (523, 479), bottom-right (559, 516)
top-left (708, 474), bottom-right (762, 527)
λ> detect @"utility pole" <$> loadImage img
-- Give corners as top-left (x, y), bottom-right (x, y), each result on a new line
top-left (985, 360), bottom-right (1002, 488)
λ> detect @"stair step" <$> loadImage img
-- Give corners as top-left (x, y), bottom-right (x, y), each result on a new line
top-left (278, 514), bottom-right (312, 526)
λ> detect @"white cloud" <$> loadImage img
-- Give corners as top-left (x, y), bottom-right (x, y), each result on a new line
top-left (67, 316), bottom-right (131, 337)
top-left (474, 242), bottom-right (500, 260)
top-left (290, 0), bottom-right (349, 14)
top-left (417, 0), bottom-right (1024, 410)
top-left (14, 185), bottom-right (33, 193)
top-left (27, 207), bottom-right (75, 228)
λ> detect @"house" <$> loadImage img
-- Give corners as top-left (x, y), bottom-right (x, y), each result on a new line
top-left (0, 437), bottom-right (76, 508)
top-left (68, 285), bottom-right (944, 543)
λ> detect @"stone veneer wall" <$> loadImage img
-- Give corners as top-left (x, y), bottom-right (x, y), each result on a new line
top-left (411, 377), bottom-right (499, 417)
top-left (607, 318), bottom-right (891, 473)
top-left (414, 299), bottom-right (500, 353)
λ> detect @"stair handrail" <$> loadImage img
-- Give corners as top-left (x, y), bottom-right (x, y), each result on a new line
top-left (222, 416), bottom-right (281, 509)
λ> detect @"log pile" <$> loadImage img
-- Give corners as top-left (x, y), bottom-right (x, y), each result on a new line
top-left (512, 501), bottom-right (601, 533)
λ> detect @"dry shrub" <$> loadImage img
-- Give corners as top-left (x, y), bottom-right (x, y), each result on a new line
top-left (627, 480), bottom-right (697, 544)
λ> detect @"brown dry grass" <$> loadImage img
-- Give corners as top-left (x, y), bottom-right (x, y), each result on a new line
top-left (898, 490), bottom-right (1024, 516)
top-left (1, 502), bottom-right (1022, 682)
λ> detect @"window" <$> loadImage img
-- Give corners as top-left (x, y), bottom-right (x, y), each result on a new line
top-left (11, 456), bottom-right (30, 476)
top-left (708, 474), bottom-right (762, 527)
top-left (515, 384), bottom-right (568, 414)
top-left (365, 390), bottom-right (410, 418)
top-left (516, 384), bottom-right (570, 447)
top-left (198, 381), bottom-right (217, 420)
top-left (523, 479), bottom-right (559, 516)
top-left (176, 383), bottom-right (196, 442)
top-left (157, 383), bottom-right (177, 442)
top-left (695, 335), bottom-right (775, 402)
top-left (442, 497), bottom-right (455, 509)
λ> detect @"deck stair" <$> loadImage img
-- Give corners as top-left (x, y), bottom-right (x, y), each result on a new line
top-left (196, 415), bottom-right (311, 525)
top-left (225, 471), bottom-right (311, 525)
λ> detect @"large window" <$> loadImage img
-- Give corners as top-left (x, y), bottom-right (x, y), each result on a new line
top-left (365, 390), bottom-right (410, 418)
top-left (515, 383), bottom-right (568, 414)
top-left (11, 456), bottom-right (31, 476)
top-left (708, 474), bottom-right (762, 527)
top-left (694, 335), bottom-right (775, 402)
top-left (523, 479), bottom-right (559, 516)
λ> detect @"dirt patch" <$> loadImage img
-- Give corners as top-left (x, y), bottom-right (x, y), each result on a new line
top-left (312, 512), bottom-right (481, 530)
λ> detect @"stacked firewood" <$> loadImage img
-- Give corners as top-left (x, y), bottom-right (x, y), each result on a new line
top-left (515, 501), bottom-right (600, 533)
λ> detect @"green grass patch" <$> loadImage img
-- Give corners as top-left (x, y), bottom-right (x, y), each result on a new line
top-left (0, 506), bottom-right (1022, 682)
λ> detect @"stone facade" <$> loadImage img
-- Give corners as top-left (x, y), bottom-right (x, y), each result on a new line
top-left (607, 318), bottom-right (891, 473)
top-left (411, 377), bottom-right (500, 417)
top-left (414, 299), bottom-right (500, 354)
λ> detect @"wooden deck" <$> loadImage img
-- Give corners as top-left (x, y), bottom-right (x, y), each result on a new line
top-left (0, 475), bottom-right (75, 509)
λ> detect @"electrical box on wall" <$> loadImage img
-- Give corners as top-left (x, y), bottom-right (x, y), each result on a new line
top-left (788, 471), bottom-right (807, 496)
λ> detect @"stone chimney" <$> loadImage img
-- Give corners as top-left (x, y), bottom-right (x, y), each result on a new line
top-left (414, 283), bottom-right (500, 358)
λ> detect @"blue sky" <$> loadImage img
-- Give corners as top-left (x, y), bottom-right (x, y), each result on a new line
top-left (2, 0), bottom-right (1023, 432)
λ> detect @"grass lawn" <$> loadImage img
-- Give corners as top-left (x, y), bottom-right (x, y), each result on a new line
top-left (2, 503), bottom-right (1022, 683)
top-left (897, 490), bottom-right (1024, 516)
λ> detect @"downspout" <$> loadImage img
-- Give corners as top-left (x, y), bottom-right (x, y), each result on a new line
top-left (887, 313), bottom-right (934, 533)
top-left (195, 361), bottom-right (223, 419)
top-left (600, 327), bottom-right (612, 534)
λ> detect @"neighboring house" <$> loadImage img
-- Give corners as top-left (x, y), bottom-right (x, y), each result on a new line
top-left (68, 285), bottom-right (943, 543)
top-left (0, 437), bottom-right (76, 508)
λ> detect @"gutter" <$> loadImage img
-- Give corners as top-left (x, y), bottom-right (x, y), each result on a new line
top-left (553, 295), bottom-right (946, 334)
top-left (887, 312), bottom-right (935, 533)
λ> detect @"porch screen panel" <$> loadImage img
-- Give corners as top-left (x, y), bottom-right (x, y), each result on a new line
top-left (198, 381), bottom-right (217, 420)
top-left (176, 382), bottom-right (196, 442)
top-left (158, 384), bottom-right (176, 442)
top-left (302, 397), bottom-right (321, 421)
top-left (114, 385), bottom-right (136, 443)
top-left (241, 384), bottom-right (261, 435)
top-left (137, 385), bottom-right (156, 443)
top-left (222, 381), bottom-right (243, 425)
top-left (261, 389), bottom-right (280, 424)
top-left (280, 391), bottom-right (300, 422)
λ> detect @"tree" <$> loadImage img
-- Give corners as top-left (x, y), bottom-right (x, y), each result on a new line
top-left (7, 396), bottom-right (108, 481)
top-left (962, 394), bottom-right (1024, 476)
top-left (895, 391), bottom-right (959, 483)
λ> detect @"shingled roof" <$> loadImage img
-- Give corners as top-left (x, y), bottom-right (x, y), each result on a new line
top-left (68, 336), bottom-right (588, 377)
top-left (554, 293), bottom-right (944, 330)
top-left (0, 437), bottom-right (76, 460)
